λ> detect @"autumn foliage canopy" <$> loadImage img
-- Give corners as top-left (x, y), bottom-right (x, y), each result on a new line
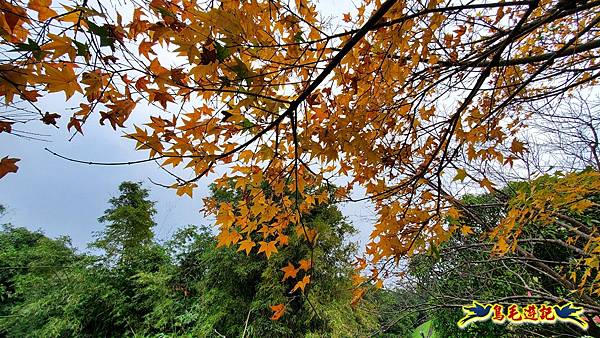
top-left (1, 0), bottom-right (600, 318)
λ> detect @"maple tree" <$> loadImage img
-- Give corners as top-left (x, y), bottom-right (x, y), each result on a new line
top-left (1, 0), bottom-right (600, 318)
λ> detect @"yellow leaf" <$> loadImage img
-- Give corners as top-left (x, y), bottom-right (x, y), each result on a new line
top-left (228, 230), bottom-right (242, 245)
top-left (216, 230), bottom-right (232, 248)
top-left (305, 228), bottom-right (318, 243)
top-left (216, 203), bottom-right (235, 227)
top-left (461, 225), bottom-right (474, 235)
top-left (42, 34), bottom-right (76, 60)
top-left (453, 168), bottom-right (467, 182)
top-left (41, 64), bottom-right (82, 99)
top-left (257, 241), bottom-right (278, 258)
top-left (238, 150), bottom-right (254, 163)
top-left (447, 207), bottom-right (460, 219)
top-left (176, 183), bottom-right (197, 198)
top-left (495, 237), bottom-right (509, 253)
top-left (291, 275), bottom-right (310, 293)
top-left (281, 262), bottom-right (298, 281)
top-left (237, 239), bottom-right (255, 255)
top-left (305, 195), bottom-right (315, 206)
top-left (57, 9), bottom-right (82, 25)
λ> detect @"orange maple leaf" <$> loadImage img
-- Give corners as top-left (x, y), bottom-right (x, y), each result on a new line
top-left (276, 234), bottom-right (289, 246)
top-left (28, 0), bottom-right (57, 21)
top-left (257, 240), bottom-right (278, 258)
top-left (237, 239), bottom-right (255, 255)
top-left (135, 77), bottom-right (150, 91)
top-left (138, 40), bottom-right (155, 59)
top-left (351, 287), bottom-right (366, 306)
top-left (291, 275), bottom-right (310, 293)
top-left (270, 303), bottom-right (285, 320)
top-left (461, 225), bottom-right (474, 236)
top-left (149, 89), bottom-right (174, 109)
top-left (281, 262), bottom-right (298, 281)
top-left (479, 177), bottom-right (495, 192)
top-left (298, 259), bottom-right (311, 271)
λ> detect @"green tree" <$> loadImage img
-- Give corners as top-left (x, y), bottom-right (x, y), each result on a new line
top-left (0, 182), bottom-right (381, 337)
top-left (92, 181), bottom-right (157, 266)
top-left (90, 181), bottom-right (170, 335)
top-left (135, 183), bottom-right (377, 337)
top-left (397, 176), bottom-right (600, 337)
top-left (366, 288), bottom-right (421, 337)
top-left (0, 182), bottom-right (168, 338)
top-left (0, 225), bottom-right (93, 337)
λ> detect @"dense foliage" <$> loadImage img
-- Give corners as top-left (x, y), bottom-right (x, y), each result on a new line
top-left (387, 173), bottom-right (600, 337)
top-left (1, 1), bottom-right (600, 331)
top-left (0, 183), bottom-right (381, 337)
top-left (1, 169), bottom-right (599, 337)
top-left (2, 0), bottom-right (600, 308)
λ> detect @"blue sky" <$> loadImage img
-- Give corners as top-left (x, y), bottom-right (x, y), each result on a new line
top-left (1, 100), bottom-right (211, 250)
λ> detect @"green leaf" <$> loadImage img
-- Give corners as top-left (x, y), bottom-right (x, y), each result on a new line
top-left (85, 20), bottom-right (108, 37)
top-left (219, 76), bottom-right (231, 87)
top-left (231, 57), bottom-right (249, 79)
top-left (294, 31), bottom-right (305, 43)
top-left (453, 168), bottom-right (467, 182)
top-left (73, 40), bottom-right (90, 57)
top-left (215, 41), bottom-right (230, 62)
top-left (156, 7), bottom-right (176, 18)
top-left (431, 243), bottom-right (440, 259)
top-left (74, 5), bottom-right (104, 17)
top-left (13, 39), bottom-right (48, 60)
top-left (84, 19), bottom-right (115, 49)
top-left (240, 118), bottom-right (254, 131)
top-left (14, 38), bottom-right (40, 52)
